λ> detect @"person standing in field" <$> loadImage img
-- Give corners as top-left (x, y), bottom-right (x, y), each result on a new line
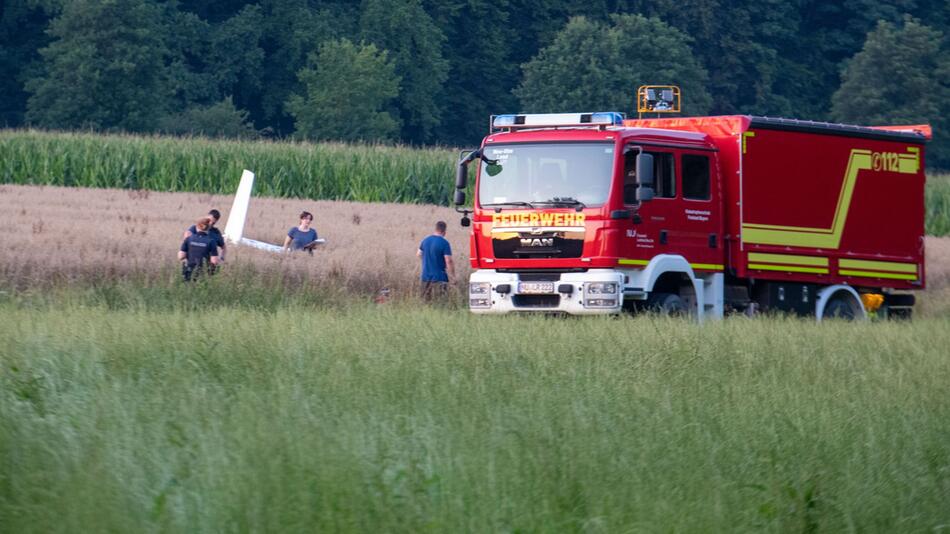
top-left (283, 211), bottom-right (320, 254)
top-left (183, 209), bottom-right (226, 269)
top-left (417, 220), bottom-right (454, 301)
top-left (179, 216), bottom-right (220, 281)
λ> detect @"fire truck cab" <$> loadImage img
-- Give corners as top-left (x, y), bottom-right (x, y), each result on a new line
top-left (454, 112), bottom-right (928, 320)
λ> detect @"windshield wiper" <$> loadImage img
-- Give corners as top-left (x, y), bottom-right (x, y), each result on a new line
top-left (482, 201), bottom-right (537, 211)
top-left (538, 197), bottom-right (586, 211)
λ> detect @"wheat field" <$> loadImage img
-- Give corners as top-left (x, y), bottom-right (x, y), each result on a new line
top-left (0, 184), bottom-right (471, 296)
top-left (2, 183), bottom-right (948, 314)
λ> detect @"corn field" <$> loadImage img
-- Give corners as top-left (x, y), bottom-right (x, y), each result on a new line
top-left (1, 129), bottom-right (949, 235)
top-left (0, 129), bottom-right (458, 205)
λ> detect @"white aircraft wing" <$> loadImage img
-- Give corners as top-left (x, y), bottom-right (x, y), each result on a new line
top-left (222, 169), bottom-right (327, 255)
top-left (239, 237), bottom-right (284, 253)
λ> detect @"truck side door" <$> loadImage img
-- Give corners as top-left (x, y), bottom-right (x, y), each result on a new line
top-left (621, 147), bottom-right (723, 270)
top-left (677, 151), bottom-right (723, 270)
top-left (621, 148), bottom-right (678, 258)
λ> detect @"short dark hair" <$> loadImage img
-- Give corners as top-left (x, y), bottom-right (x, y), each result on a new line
top-left (435, 220), bottom-right (447, 233)
top-left (299, 211), bottom-right (313, 221)
top-left (208, 209), bottom-right (221, 221)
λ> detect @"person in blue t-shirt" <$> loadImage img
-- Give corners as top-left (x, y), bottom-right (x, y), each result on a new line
top-left (283, 211), bottom-right (319, 254)
top-left (417, 220), bottom-right (455, 300)
top-left (183, 209), bottom-right (226, 268)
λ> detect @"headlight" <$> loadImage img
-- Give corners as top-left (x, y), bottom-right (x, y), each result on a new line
top-left (584, 297), bottom-right (618, 308)
top-left (585, 282), bottom-right (618, 295)
top-left (469, 282), bottom-right (490, 295)
top-left (469, 298), bottom-right (491, 308)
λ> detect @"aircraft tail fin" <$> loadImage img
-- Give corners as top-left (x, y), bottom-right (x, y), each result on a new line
top-left (224, 169), bottom-right (255, 243)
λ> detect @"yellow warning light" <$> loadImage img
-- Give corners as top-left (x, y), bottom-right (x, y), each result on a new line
top-left (637, 85), bottom-right (681, 116)
top-left (860, 293), bottom-right (885, 313)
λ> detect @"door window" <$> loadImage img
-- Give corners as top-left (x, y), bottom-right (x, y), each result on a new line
top-left (682, 154), bottom-right (710, 200)
top-left (623, 149), bottom-right (675, 204)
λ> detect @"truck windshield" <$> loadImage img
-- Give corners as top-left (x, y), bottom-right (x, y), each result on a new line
top-left (479, 143), bottom-right (614, 208)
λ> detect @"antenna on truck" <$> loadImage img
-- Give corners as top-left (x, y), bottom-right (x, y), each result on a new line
top-left (637, 85), bottom-right (681, 118)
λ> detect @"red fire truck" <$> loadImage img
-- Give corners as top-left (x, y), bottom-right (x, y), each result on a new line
top-left (453, 112), bottom-right (930, 319)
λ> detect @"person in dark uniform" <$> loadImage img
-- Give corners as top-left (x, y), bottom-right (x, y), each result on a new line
top-left (183, 209), bottom-right (226, 265)
top-left (178, 216), bottom-right (220, 281)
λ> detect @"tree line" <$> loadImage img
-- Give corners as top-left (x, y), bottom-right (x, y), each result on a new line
top-left (1, 0), bottom-right (948, 167)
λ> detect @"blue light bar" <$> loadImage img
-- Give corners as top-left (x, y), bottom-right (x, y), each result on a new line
top-left (493, 114), bottom-right (518, 127)
top-left (589, 112), bottom-right (624, 125)
top-left (492, 112), bottom-right (624, 130)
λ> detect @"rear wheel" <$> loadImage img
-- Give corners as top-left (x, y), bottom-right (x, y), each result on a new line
top-left (648, 292), bottom-right (688, 316)
top-left (823, 295), bottom-right (857, 320)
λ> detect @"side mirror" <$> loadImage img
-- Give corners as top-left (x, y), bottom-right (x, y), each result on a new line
top-left (636, 153), bottom-right (654, 188)
top-left (454, 189), bottom-right (466, 206)
top-left (455, 162), bottom-right (468, 189)
top-left (636, 187), bottom-right (654, 202)
top-left (460, 216), bottom-right (471, 227)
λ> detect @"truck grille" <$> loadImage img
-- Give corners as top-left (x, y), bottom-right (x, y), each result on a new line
top-left (512, 295), bottom-right (561, 308)
top-left (492, 232), bottom-right (584, 259)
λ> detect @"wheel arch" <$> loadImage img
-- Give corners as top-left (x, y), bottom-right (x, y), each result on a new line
top-left (816, 284), bottom-right (868, 321)
top-left (630, 254), bottom-right (705, 320)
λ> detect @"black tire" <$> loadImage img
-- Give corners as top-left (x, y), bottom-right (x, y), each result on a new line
top-left (648, 292), bottom-right (688, 316)
top-left (823, 295), bottom-right (856, 320)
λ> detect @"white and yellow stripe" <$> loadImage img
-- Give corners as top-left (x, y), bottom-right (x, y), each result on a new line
top-left (838, 259), bottom-right (918, 281)
top-left (747, 252), bottom-right (829, 274)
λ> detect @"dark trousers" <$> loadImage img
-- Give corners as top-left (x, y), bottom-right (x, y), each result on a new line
top-left (182, 262), bottom-right (215, 282)
top-left (421, 281), bottom-right (448, 301)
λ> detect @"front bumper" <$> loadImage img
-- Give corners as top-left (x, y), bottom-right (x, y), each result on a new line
top-left (468, 269), bottom-right (625, 315)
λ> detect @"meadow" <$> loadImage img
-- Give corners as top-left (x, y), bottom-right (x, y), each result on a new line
top-left (1, 301), bottom-right (949, 532)
top-left (2, 182), bottom-right (949, 532)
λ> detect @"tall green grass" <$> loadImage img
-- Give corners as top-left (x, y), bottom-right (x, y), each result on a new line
top-left (927, 173), bottom-right (950, 235)
top-left (1, 298), bottom-right (948, 532)
top-left (0, 129), bottom-right (457, 204)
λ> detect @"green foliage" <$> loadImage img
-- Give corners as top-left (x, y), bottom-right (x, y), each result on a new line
top-left (516, 15), bottom-right (712, 116)
top-left (359, 0), bottom-right (449, 143)
top-left (286, 39), bottom-right (401, 143)
top-left (421, 0), bottom-right (519, 146)
top-left (1, 1), bottom-right (948, 165)
top-left (927, 173), bottom-right (950, 236)
top-left (832, 18), bottom-right (950, 169)
top-left (0, 129), bottom-right (456, 204)
top-left (158, 97), bottom-right (258, 139)
top-left (1, 295), bottom-right (949, 531)
top-left (163, 4), bottom-right (266, 115)
top-left (0, 0), bottom-right (50, 126)
top-left (24, 0), bottom-right (173, 132)
top-left (255, 0), bottom-right (353, 132)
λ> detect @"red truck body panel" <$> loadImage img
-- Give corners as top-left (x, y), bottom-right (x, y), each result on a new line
top-left (471, 115), bottom-right (927, 291)
top-left (625, 116), bottom-right (927, 289)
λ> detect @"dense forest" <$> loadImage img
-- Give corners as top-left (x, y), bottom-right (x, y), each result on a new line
top-left (1, 0), bottom-right (948, 166)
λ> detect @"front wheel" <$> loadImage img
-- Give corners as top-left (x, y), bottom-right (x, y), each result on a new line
top-left (648, 292), bottom-right (688, 316)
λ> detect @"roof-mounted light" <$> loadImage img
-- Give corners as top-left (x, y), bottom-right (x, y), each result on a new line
top-left (491, 112), bottom-right (624, 131)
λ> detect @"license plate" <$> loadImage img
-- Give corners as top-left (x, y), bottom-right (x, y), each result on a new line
top-left (518, 281), bottom-right (555, 294)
